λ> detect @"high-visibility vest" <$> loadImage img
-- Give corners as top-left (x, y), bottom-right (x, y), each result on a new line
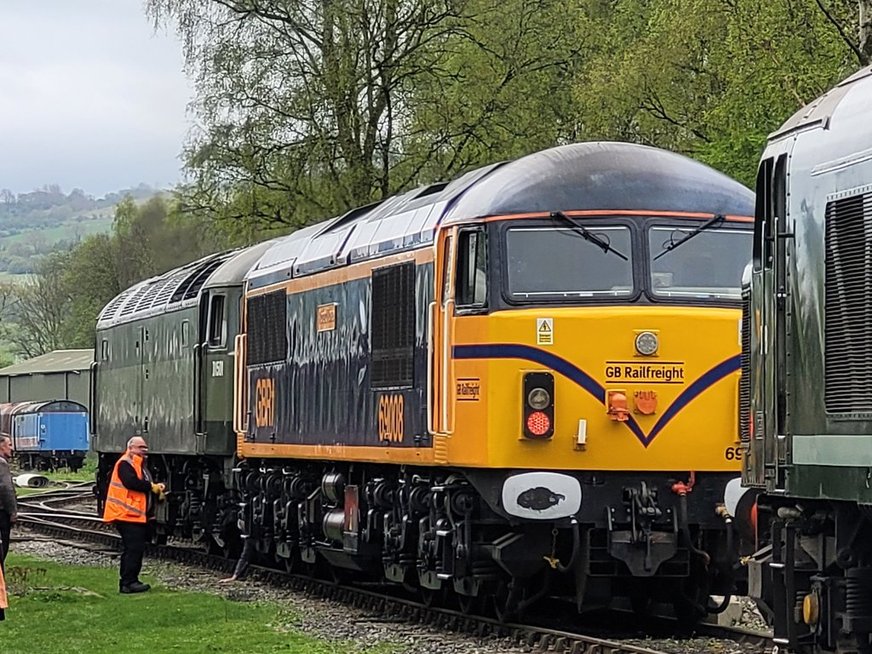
top-left (0, 559), bottom-right (7, 610)
top-left (102, 454), bottom-right (148, 524)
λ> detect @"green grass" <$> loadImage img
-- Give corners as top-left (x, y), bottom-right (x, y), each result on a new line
top-left (2, 554), bottom-right (392, 653)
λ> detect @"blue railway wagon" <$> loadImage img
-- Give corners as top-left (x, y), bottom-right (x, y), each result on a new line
top-left (0, 400), bottom-right (89, 471)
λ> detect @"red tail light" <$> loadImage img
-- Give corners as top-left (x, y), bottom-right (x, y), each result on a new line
top-left (526, 411), bottom-right (551, 436)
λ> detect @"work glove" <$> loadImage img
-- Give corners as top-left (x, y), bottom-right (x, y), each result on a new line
top-left (151, 483), bottom-right (167, 501)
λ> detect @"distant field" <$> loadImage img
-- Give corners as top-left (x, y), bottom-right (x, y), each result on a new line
top-left (0, 212), bottom-right (114, 247)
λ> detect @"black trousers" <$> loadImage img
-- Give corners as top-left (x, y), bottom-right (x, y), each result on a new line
top-left (115, 521), bottom-right (149, 588)
top-left (0, 511), bottom-right (11, 564)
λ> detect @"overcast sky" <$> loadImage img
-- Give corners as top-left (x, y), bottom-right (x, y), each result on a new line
top-left (0, 1), bottom-right (192, 197)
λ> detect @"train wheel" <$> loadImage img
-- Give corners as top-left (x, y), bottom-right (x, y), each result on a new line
top-left (421, 586), bottom-right (446, 608)
top-left (456, 592), bottom-right (484, 615)
top-left (491, 580), bottom-right (520, 623)
top-left (630, 588), bottom-right (653, 619)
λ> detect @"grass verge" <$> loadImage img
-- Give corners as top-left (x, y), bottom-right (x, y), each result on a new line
top-left (1, 553), bottom-right (391, 653)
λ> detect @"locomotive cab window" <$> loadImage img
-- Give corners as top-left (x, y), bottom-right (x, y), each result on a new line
top-left (648, 226), bottom-right (751, 301)
top-left (371, 262), bottom-right (415, 388)
top-left (207, 294), bottom-right (226, 347)
top-left (456, 228), bottom-right (487, 309)
top-left (505, 225), bottom-right (633, 300)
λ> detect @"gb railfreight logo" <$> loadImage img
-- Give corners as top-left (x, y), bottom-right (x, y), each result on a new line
top-left (604, 361), bottom-right (685, 384)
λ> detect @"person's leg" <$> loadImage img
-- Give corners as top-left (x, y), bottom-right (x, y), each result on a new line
top-left (116, 522), bottom-right (139, 589)
top-left (0, 512), bottom-right (11, 564)
top-left (127, 523), bottom-right (148, 584)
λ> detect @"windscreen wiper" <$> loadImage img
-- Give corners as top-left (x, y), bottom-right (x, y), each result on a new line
top-left (550, 211), bottom-right (628, 261)
top-left (653, 213), bottom-right (725, 261)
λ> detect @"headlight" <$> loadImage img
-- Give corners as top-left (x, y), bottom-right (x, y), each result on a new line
top-left (635, 331), bottom-right (659, 356)
top-left (527, 387), bottom-right (551, 410)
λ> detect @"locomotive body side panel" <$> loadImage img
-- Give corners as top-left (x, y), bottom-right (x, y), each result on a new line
top-left (241, 250), bottom-right (435, 462)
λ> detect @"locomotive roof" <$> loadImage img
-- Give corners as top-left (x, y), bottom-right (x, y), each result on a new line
top-left (97, 243), bottom-right (275, 329)
top-left (769, 65), bottom-right (872, 142)
top-left (247, 142), bottom-right (753, 289)
top-left (765, 64), bottom-right (872, 173)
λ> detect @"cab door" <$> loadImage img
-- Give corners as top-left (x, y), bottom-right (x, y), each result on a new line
top-left (430, 227), bottom-right (457, 435)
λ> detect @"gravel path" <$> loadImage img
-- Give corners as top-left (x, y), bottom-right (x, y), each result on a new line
top-left (9, 531), bottom-right (768, 654)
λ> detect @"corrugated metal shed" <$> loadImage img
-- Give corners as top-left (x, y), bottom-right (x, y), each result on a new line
top-left (0, 349), bottom-right (93, 406)
top-left (0, 349), bottom-right (93, 376)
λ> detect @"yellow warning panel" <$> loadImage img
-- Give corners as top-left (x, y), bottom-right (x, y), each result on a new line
top-left (536, 318), bottom-right (553, 345)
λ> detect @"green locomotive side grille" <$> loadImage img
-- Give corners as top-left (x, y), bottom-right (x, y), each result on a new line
top-left (739, 286), bottom-right (751, 441)
top-left (824, 192), bottom-right (872, 413)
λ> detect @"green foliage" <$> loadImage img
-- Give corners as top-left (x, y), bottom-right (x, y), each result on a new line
top-left (146, 0), bottom-right (581, 233)
top-left (0, 196), bottom-right (226, 357)
top-left (2, 554), bottom-right (393, 654)
top-left (147, 0), bottom-right (871, 228)
top-left (572, 0), bottom-right (863, 186)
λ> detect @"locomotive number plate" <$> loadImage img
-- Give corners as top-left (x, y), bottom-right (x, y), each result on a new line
top-left (378, 394), bottom-right (405, 443)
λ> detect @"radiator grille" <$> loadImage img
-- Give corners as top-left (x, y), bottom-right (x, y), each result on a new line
top-left (371, 262), bottom-right (415, 388)
top-left (825, 193), bottom-right (872, 413)
top-left (739, 284), bottom-right (751, 441)
top-left (247, 291), bottom-right (288, 365)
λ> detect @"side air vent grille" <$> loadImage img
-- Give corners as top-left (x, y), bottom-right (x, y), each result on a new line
top-left (370, 262), bottom-right (415, 388)
top-left (825, 193), bottom-right (872, 413)
top-left (739, 284), bottom-right (751, 441)
top-left (247, 291), bottom-right (287, 365)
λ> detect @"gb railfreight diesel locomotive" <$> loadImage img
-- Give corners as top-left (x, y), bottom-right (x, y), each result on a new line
top-left (741, 65), bottom-right (872, 652)
top-left (94, 142), bottom-right (752, 621)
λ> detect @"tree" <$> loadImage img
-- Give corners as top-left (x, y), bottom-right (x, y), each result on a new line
top-left (3, 254), bottom-right (70, 358)
top-left (814, 0), bottom-right (872, 65)
top-left (147, 0), bottom-right (471, 229)
top-left (147, 0), bottom-right (579, 232)
top-left (572, 0), bottom-right (862, 187)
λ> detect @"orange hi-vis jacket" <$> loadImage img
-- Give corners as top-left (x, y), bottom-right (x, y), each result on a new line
top-left (103, 454), bottom-right (148, 524)
top-left (0, 559), bottom-right (7, 611)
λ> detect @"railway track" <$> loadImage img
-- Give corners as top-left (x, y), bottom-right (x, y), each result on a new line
top-left (16, 489), bottom-right (774, 654)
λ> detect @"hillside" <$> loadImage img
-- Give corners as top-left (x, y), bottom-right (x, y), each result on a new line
top-left (0, 184), bottom-right (161, 275)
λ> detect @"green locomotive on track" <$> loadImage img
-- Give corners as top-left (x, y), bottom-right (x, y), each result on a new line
top-left (92, 242), bottom-right (273, 549)
top-left (741, 64), bottom-right (872, 653)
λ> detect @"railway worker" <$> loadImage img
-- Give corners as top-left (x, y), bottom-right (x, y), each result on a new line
top-left (0, 433), bottom-right (17, 564)
top-left (102, 436), bottom-right (166, 594)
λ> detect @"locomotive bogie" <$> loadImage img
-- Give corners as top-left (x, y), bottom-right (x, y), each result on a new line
top-left (234, 458), bottom-right (738, 617)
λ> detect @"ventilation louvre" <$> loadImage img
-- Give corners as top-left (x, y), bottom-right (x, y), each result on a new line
top-left (825, 193), bottom-right (872, 413)
top-left (739, 285), bottom-right (751, 440)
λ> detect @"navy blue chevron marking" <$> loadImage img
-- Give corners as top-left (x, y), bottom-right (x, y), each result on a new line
top-left (452, 343), bottom-right (740, 447)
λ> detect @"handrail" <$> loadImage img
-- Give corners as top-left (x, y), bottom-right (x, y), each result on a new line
top-left (442, 298), bottom-right (455, 435)
top-left (427, 301), bottom-right (436, 436)
top-left (88, 360), bottom-right (98, 436)
top-left (233, 334), bottom-right (247, 435)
